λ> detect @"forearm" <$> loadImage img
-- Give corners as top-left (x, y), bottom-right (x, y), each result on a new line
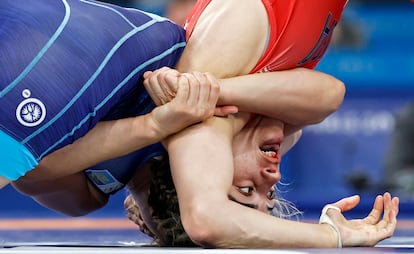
top-left (218, 68), bottom-right (345, 126)
top-left (13, 173), bottom-right (108, 217)
top-left (198, 199), bottom-right (337, 248)
top-left (29, 113), bottom-right (164, 180)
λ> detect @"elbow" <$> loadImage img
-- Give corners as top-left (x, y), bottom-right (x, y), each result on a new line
top-left (61, 201), bottom-right (107, 217)
top-left (41, 195), bottom-right (108, 217)
top-left (330, 78), bottom-right (346, 113)
top-left (181, 203), bottom-right (223, 248)
top-left (60, 209), bottom-right (91, 218)
top-left (313, 78), bottom-right (346, 124)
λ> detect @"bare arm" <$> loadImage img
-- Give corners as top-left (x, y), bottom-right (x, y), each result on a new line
top-left (27, 114), bottom-right (165, 180)
top-left (165, 116), bottom-right (337, 248)
top-left (165, 116), bottom-right (398, 248)
top-left (27, 74), bottom-right (220, 180)
top-left (175, 0), bottom-right (345, 129)
top-left (217, 69), bottom-right (345, 127)
top-left (176, 0), bottom-right (268, 77)
top-left (13, 173), bottom-right (107, 216)
top-left (144, 67), bottom-right (345, 135)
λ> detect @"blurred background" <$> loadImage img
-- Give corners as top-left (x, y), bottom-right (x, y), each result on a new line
top-left (0, 0), bottom-right (413, 221)
top-left (282, 0), bottom-right (414, 218)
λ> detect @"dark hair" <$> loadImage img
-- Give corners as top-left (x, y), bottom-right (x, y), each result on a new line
top-left (147, 156), bottom-right (196, 247)
top-left (146, 157), bottom-right (302, 246)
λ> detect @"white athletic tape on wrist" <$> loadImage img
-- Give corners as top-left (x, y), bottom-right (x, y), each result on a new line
top-left (319, 205), bottom-right (342, 248)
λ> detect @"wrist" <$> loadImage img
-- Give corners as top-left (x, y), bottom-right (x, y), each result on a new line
top-left (217, 79), bottom-right (234, 106)
top-left (319, 205), bottom-right (342, 248)
top-left (142, 112), bottom-right (169, 142)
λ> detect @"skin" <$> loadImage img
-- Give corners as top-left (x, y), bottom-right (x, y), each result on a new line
top-left (9, 0), bottom-right (344, 186)
top-left (124, 0), bottom-right (398, 247)
top-left (11, 69), bottom-right (343, 216)
top-left (163, 110), bottom-right (399, 248)
top-left (0, 176), bottom-right (7, 189)
top-left (143, 70), bottom-right (303, 212)
top-left (165, 0), bottom-right (197, 26)
top-left (8, 0), bottom-right (398, 248)
top-left (126, 67), bottom-right (398, 248)
top-left (229, 116), bottom-right (287, 213)
top-left (12, 72), bottom-right (224, 215)
top-left (125, 111), bottom-right (302, 239)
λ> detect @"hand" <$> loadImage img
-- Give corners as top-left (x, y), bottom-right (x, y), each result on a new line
top-left (322, 192), bottom-right (399, 247)
top-left (146, 69), bottom-right (237, 137)
top-left (144, 67), bottom-right (238, 116)
top-left (143, 67), bottom-right (180, 106)
top-left (124, 194), bottom-right (155, 237)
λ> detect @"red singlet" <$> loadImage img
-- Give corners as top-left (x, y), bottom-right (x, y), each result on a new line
top-left (185, 0), bottom-right (348, 73)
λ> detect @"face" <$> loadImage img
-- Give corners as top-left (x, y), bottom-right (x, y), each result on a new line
top-left (228, 116), bottom-right (284, 213)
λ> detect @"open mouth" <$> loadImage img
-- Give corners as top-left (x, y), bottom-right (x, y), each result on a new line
top-left (260, 143), bottom-right (281, 161)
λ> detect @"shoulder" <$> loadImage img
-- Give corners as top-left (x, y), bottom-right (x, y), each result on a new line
top-left (177, 0), bottom-right (269, 77)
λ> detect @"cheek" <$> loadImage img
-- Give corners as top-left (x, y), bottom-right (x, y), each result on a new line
top-left (233, 155), bottom-right (256, 180)
top-left (232, 137), bottom-right (259, 179)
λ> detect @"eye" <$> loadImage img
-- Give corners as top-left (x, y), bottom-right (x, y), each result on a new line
top-left (239, 186), bottom-right (254, 196)
top-left (267, 189), bottom-right (275, 199)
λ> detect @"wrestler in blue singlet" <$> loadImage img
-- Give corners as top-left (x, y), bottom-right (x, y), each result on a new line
top-left (0, 0), bottom-right (185, 193)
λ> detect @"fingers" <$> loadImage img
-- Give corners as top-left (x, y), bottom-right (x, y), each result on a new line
top-left (363, 195), bottom-right (383, 225)
top-left (124, 195), bottom-right (143, 226)
top-left (366, 192), bottom-right (399, 243)
top-left (379, 193), bottom-right (399, 241)
top-left (214, 106), bottom-right (239, 116)
top-left (392, 196), bottom-right (400, 216)
top-left (176, 71), bottom-right (219, 120)
top-left (380, 192), bottom-right (398, 225)
top-left (144, 75), bottom-right (164, 106)
top-left (181, 72), bottom-right (201, 106)
top-left (124, 195), bottom-right (155, 237)
top-left (358, 192), bottom-right (398, 227)
top-left (332, 195), bottom-right (360, 212)
top-left (145, 68), bottom-right (238, 134)
top-left (174, 74), bottom-right (191, 104)
top-left (203, 72), bottom-right (220, 109)
top-left (123, 194), bottom-right (134, 210)
top-left (144, 67), bottom-right (180, 105)
top-left (327, 193), bottom-right (400, 247)
top-left (143, 71), bottom-right (153, 79)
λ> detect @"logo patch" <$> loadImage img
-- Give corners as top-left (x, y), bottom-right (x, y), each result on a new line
top-left (298, 12), bottom-right (338, 66)
top-left (16, 89), bottom-right (46, 127)
top-left (85, 169), bottom-right (124, 194)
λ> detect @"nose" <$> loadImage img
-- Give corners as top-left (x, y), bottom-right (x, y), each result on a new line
top-left (260, 165), bottom-right (280, 184)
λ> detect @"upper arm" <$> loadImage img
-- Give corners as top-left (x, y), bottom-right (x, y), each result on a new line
top-left (165, 117), bottom-right (236, 240)
top-left (218, 68), bottom-right (345, 126)
top-left (176, 0), bottom-right (268, 77)
top-left (166, 117), bottom-right (235, 199)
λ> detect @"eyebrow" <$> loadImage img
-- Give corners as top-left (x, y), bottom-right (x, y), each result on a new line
top-left (228, 195), bottom-right (258, 209)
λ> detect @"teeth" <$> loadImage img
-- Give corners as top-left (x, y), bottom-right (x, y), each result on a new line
top-left (263, 151), bottom-right (277, 157)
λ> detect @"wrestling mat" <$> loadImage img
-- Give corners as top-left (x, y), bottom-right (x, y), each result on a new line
top-left (0, 218), bottom-right (414, 253)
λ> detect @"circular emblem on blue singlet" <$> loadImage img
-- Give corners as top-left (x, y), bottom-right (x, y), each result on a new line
top-left (16, 89), bottom-right (46, 127)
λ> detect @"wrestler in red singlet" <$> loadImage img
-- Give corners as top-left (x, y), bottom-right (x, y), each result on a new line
top-left (185, 0), bottom-right (348, 73)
